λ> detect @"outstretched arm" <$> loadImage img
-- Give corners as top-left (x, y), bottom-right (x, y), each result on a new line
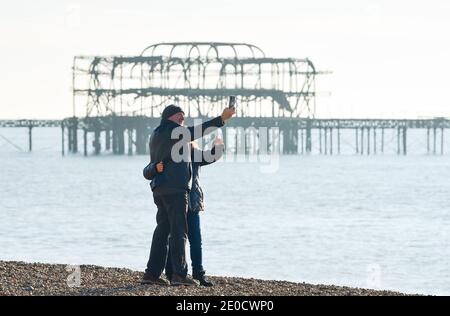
top-left (186, 107), bottom-right (235, 142)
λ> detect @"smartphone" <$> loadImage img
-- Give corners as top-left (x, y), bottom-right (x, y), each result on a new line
top-left (228, 96), bottom-right (236, 108)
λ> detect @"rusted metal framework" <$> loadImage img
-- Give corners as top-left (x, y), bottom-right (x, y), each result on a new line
top-left (73, 42), bottom-right (324, 119)
top-left (0, 119), bottom-right (60, 128)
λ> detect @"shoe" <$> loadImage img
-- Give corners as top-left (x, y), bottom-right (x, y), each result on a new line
top-left (193, 271), bottom-right (214, 287)
top-left (141, 273), bottom-right (170, 285)
top-left (170, 274), bottom-right (199, 286)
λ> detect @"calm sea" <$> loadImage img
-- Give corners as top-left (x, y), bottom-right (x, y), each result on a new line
top-left (0, 127), bottom-right (449, 295)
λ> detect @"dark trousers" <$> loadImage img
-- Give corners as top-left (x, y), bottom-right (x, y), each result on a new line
top-left (165, 210), bottom-right (204, 277)
top-left (145, 192), bottom-right (189, 278)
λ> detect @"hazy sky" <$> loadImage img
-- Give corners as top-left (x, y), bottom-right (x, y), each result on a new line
top-left (1, 0), bottom-right (449, 119)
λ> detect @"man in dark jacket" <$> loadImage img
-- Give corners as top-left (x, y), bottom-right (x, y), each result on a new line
top-left (142, 104), bottom-right (235, 286)
top-left (146, 138), bottom-right (224, 286)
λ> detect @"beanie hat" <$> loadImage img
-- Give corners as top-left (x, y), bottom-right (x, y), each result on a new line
top-left (161, 105), bottom-right (184, 120)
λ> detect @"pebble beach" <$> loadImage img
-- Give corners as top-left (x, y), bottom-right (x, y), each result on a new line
top-left (0, 261), bottom-right (413, 296)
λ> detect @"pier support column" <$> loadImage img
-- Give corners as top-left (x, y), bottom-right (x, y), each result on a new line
top-left (135, 122), bottom-right (148, 155)
top-left (273, 128), bottom-right (281, 155)
top-left (337, 127), bottom-right (341, 155)
top-left (402, 127), bottom-right (407, 155)
top-left (373, 128), bottom-right (377, 155)
top-left (367, 127), bottom-right (370, 155)
top-left (28, 125), bottom-right (32, 152)
top-left (319, 127), bottom-right (322, 154)
top-left (245, 128), bottom-right (251, 155)
top-left (292, 128), bottom-right (298, 154)
top-left (427, 127), bottom-right (430, 154)
top-left (113, 126), bottom-right (125, 155)
top-left (118, 128), bottom-right (125, 155)
top-left (324, 127), bottom-right (328, 155)
top-left (300, 129), bottom-right (304, 155)
top-left (381, 128), bottom-right (384, 154)
top-left (397, 127), bottom-right (401, 155)
top-left (338, 127), bottom-right (341, 155)
top-left (72, 117), bottom-right (78, 154)
top-left (306, 120), bottom-right (312, 154)
top-left (433, 127), bottom-right (437, 155)
top-left (236, 127), bottom-right (246, 156)
top-left (282, 128), bottom-right (289, 154)
top-left (360, 127), bottom-right (364, 155)
top-left (68, 124), bottom-right (72, 153)
top-left (94, 127), bottom-right (101, 155)
top-left (112, 128), bottom-right (118, 154)
top-left (258, 126), bottom-right (268, 156)
top-left (83, 128), bottom-right (88, 157)
top-left (128, 129), bottom-right (133, 156)
top-left (441, 127), bottom-right (444, 155)
top-left (61, 122), bottom-right (65, 156)
top-left (355, 128), bottom-right (359, 154)
top-left (330, 128), bottom-right (333, 155)
top-left (251, 128), bottom-right (257, 155)
top-left (105, 129), bottom-right (111, 151)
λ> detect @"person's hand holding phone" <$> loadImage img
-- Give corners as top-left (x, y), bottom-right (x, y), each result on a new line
top-left (221, 96), bottom-right (236, 122)
top-left (221, 107), bottom-right (235, 122)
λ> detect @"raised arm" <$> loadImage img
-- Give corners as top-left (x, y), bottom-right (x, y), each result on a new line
top-left (186, 107), bottom-right (235, 142)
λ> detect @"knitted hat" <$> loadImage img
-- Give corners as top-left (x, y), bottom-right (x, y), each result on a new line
top-left (161, 105), bottom-right (184, 120)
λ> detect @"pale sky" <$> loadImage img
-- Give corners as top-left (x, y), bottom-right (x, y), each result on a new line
top-left (1, 0), bottom-right (449, 119)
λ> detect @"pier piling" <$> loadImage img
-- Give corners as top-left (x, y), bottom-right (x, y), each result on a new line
top-left (361, 127), bottom-right (364, 155)
top-left (28, 125), bottom-right (32, 152)
top-left (105, 129), bottom-right (111, 151)
top-left (300, 129), bottom-right (304, 154)
top-left (135, 122), bottom-right (148, 155)
top-left (45, 116), bottom-right (450, 156)
top-left (433, 127), bottom-right (437, 155)
top-left (94, 127), bottom-right (101, 155)
top-left (337, 127), bottom-right (341, 155)
top-left (373, 128), bottom-right (377, 155)
top-left (330, 127), bottom-right (333, 155)
top-left (128, 129), bottom-right (133, 156)
top-left (61, 122), bottom-right (64, 156)
top-left (319, 127), bottom-right (322, 154)
top-left (83, 128), bottom-right (87, 157)
top-left (402, 127), bottom-right (407, 155)
top-left (117, 128), bottom-right (125, 155)
top-left (68, 125), bottom-right (72, 153)
top-left (306, 120), bottom-right (312, 154)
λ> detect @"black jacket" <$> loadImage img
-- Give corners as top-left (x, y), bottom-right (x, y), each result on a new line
top-left (143, 116), bottom-right (224, 196)
top-left (189, 145), bottom-right (224, 212)
top-left (144, 144), bottom-right (224, 211)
